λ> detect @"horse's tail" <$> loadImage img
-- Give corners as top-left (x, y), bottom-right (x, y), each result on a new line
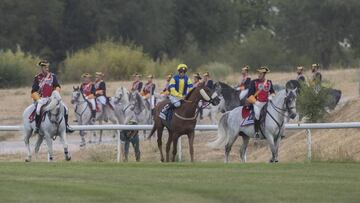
top-left (208, 112), bottom-right (230, 149)
top-left (147, 124), bottom-right (157, 139)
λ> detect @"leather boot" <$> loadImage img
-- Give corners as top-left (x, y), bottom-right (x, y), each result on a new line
top-left (254, 119), bottom-right (260, 139)
top-left (64, 114), bottom-right (74, 133)
top-left (34, 114), bottom-right (41, 134)
top-left (91, 110), bottom-right (96, 122)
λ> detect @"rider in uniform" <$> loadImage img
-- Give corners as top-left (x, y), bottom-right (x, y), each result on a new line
top-left (160, 73), bottom-right (173, 98)
top-left (131, 73), bottom-right (143, 92)
top-left (239, 65), bottom-right (251, 91)
top-left (141, 74), bottom-right (156, 112)
top-left (202, 72), bottom-right (214, 89)
top-left (311, 63), bottom-right (322, 84)
top-left (296, 66), bottom-right (306, 83)
top-left (94, 72), bottom-right (107, 107)
top-left (192, 73), bottom-right (202, 88)
top-left (31, 60), bottom-right (74, 134)
top-left (80, 73), bottom-right (97, 122)
top-left (247, 66), bottom-right (275, 138)
top-left (160, 64), bottom-right (193, 119)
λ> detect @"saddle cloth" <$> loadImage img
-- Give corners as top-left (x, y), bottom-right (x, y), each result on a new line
top-left (28, 102), bottom-right (50, 122)
top-left (240, 103), bottom-right (268, 127)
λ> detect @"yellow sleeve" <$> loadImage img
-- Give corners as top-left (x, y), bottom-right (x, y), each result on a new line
top-left (187, 78), bottom-right (193, 92)
top-left (169, 78), bottom-right (182, 98)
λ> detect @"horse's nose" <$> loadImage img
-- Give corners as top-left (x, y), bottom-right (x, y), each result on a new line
top-left (289, 112), bottom-right (297, 119)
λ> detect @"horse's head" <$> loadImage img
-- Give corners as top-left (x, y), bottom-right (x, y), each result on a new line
top-left (189, 83), bottom-right (221, 106)
top-left (129, 91), bottom-right (144, 112)
top-left (214, 82), bottom-right (223, 96)
top-left (71, 86), bottom-right (81, 104)
top-left (285, 86), bottom-right (298, 120)
top-left (114, 87), bottom-right (125, 104)
top-left (45, 90), bottom-right (62, 113)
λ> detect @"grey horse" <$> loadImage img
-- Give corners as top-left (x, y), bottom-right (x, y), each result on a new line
top-left (23, 91), bottom-right (71, 162)
top-left (71, 87), bottom-right (119, 146)
top-left (209, 84), bottom-right (298, 163)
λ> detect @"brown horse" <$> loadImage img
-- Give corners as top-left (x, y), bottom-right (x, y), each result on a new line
top-left (148, 84), bottom-right (220, 162)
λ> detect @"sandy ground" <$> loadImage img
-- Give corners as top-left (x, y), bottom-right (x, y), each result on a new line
top-left (0, 68), bottom-right (359, 162)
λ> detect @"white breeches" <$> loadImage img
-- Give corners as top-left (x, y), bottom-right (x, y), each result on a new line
top-left (97, 96), bottom-right (107, 105)
top-left (169, 95), bottom-right (181, 107)
top-left (36, 98), bottom-right (50, 115)
top-left (36, 98), bottom-right (69, 115)
top-left (89, 99), bottom-right (96, 110)
top-left (254, 101), bottom-right (266, 120)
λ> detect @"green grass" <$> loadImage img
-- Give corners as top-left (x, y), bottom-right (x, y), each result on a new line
top-left (0, 162), bottom-right (359, 203)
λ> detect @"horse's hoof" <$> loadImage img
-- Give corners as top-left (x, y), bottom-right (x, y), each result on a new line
top-left (25, 159), bottom-right (31, 162)
top-left (65, 156), bottom-right (71, 161)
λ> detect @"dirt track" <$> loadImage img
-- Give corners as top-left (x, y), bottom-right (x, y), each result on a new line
top-left (0, 68), bottom-right (359, 162)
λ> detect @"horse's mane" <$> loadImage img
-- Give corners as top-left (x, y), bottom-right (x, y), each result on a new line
top-left (185, 87), bottom-right (196, 100)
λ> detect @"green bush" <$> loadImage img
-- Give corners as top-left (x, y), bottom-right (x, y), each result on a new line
top-left (0, 47), bottom-right (39, 88)
top-left (61, 41), bottom-right (156, 81)
top-left (197, 62), bottom-right (232, 80)
top-left (297, 82), bottom-right (331, 122)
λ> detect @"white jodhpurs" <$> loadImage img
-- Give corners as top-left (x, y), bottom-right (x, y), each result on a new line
top-left (97, 96), bottom-right (107, 105)
top-left (89, 98), bottom-right (96, 110)
top-left (36, 97), bottom-right (51, 115)
top-left (169, 95), bottom-right (181, 107)
top-left (254, 101), bottom-right (266, 120)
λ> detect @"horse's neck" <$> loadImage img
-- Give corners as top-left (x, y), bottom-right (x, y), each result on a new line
top-left (267, 90), bottom-right (286, 122)
top-left (179, 94), bottom-right (201, 116)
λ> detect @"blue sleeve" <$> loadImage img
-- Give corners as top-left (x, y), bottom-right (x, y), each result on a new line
top-left (52, 74), bottom-right (61, 88)
top-left (31, 76), bottom-right (39, 93)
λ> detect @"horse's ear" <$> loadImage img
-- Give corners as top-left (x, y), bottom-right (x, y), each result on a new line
top-left (73, 86), bottom-right (76, 90)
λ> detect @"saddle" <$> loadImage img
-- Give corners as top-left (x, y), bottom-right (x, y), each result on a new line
top-left (28, 101), bottom-right (50, 122)
top-left (240, 103), bottom-right (268, 128)
top-left (159, 100), bottom-right (174, 126)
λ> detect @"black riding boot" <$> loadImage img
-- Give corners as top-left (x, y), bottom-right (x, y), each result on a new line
top-left (34, 114), bottom-right (41, 134)
top-left (91, 110), bottom-right (96, 121)
top-left (254, 119), bottom-right (260, 139)
top-left (64, 114), bottom-right (74, 133)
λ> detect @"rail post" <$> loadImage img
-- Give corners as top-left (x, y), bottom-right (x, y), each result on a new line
top-left (306, 129), bottom-right (312, 161)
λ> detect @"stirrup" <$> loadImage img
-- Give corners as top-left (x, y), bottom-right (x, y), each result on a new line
top-left (254, 132), bottom-right (260, 139)
top-left (34, 127), bottom-right (39, 134)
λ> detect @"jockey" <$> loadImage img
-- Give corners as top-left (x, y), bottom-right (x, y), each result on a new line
top-left (160, 73), bottom-right (173, 97)
top-left (131, 73), bottom-right (143, 92)
top-left (141, 74), bottom-right (156, 111)
top-left (296, 66), bottom-right (306, 83)
top-left (202, 72), bottom-right (214, 89)
top-left (31, 60), bottom-right (74, 134)
top-left (160, 64), bottom-right (193, 118)
top-left (80, 73), bottom-right (97, 121)
top-left (311, 63), bottom-right (322, 84)
top-left (192, 73), bottom-right (202, 88)
top-left (239, 65), bottom-right (251, 91)
top-left (247, 66), bottom-right (275, 138)
top-left (94, 72), bottom-right (107, 106)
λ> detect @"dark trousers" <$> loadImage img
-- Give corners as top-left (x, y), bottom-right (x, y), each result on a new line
top-left (121, 133), bottom-right (140, 161)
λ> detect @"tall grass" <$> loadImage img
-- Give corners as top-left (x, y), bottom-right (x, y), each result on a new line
top-left (0, 47), bottom-right (39, 88)
top-left (62, 41), bottom-right (157, 81)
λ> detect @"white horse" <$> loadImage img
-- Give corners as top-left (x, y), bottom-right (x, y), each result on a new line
top-left (111, 87), bottom-right (136, 124)
top-left (71, 87), bottom-right (119, 146)
top-left (209, 86), bottom-right (298, 163)
top-left (128, 91), bottom-right (152, 125)
top-left (23, 91), bottom-right (71, 162)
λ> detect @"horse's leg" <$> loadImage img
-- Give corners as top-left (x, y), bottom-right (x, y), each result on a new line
top-left (80, 130), bottom-right (86, 147)
top-left (266, 135), bottom-right (276, 163)
top-left (274, 135), bottom-right (282, 163)
top-left (109, 115), bottom-right (119, 144)
top-left (171, 135), bottom-right (179, 162)
top-left (240, 135), bottom-right (250, 163)
top-left (44, 134), bottom-right (54, 162)
top-left (34, 135), bottom-right (44, 160)
top-left (224, 134), bottom-right (238, 163)
top-left (59, 130), bottom-right (71, 161)
top-left (187, 131), bottom-right (195, 162)
top-left (165, 132), bottom-right (172, 162)
top-left (157, 127), bottom-right (165, 162)
top-left (24, 130), bottom-right (32, 162)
